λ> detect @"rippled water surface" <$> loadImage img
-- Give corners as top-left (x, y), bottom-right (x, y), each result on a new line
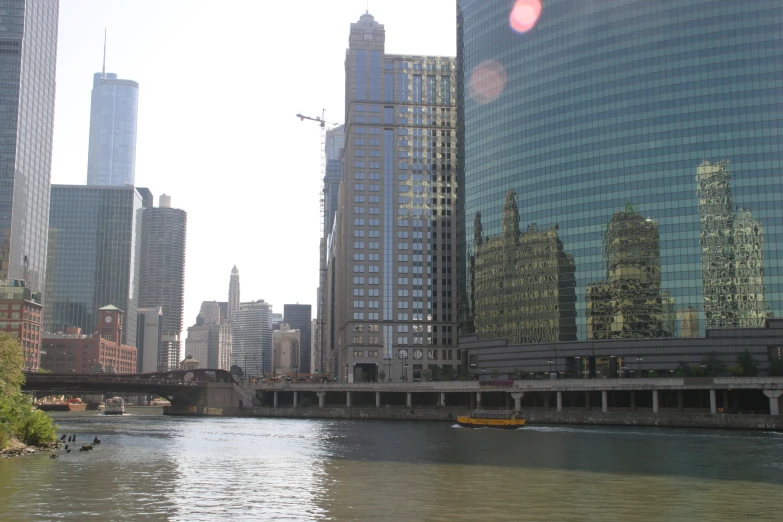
top-left (2, 409), bottom-right (783, 521)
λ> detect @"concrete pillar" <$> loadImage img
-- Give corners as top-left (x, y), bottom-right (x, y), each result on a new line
top-left (677, 390), bottom-right (683, 412)
top-left (602, 391), bottom-right (608, 413)
top-left (476, 392), bottom-right (482, 410)
top-left (376, 391), bottom-right (381, 408)
top-left (763, 390), bottom-right (783, 416)
top-left (346, 391), bottom-right (352, 408)
top-left (317, 392), bottom-right (325, 408)
top-left (723, 390), bottom-right (729, 412)
top-left (709, 389), bottom-right (717, 414)
top-left (407, 392), bottom-right (412, 408)
top-left (556, 391), bottom-right (563, 412)
top-left (652, 390), bottom-right (659, 414)
top-left (273, 391), bottom-right (278, 408)
top-left (293, 391), bottom-right (298, 408)
top-left (440, 392), bottom-right (446, 407)
top-left (511, 392), bottom-right (524, 411)
top-left (585, 391), bottom-right (591, 411)
top-left (630, 391), bottom-right (636, 412)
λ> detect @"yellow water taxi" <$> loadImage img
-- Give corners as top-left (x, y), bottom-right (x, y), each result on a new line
top-left (457, 410), bottom-right (526, 429)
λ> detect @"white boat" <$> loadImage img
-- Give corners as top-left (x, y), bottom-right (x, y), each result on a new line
top-left (104, 397), bottom-right (125, 415)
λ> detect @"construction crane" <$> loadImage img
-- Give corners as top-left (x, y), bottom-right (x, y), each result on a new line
top-left (296, 109), bottom-right (339, 376)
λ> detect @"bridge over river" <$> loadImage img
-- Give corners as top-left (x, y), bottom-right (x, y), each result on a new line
top-left (23, 369), bottom-right (252, 411)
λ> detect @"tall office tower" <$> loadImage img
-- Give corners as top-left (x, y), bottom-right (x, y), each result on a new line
top-left (138, 194), bottom-right (187, 367)
top-left (0, 1), bottom-right (58, 296)
top-left (45, 185), bottom-right (142, 347)
top-left (284, 304), bottom-right (311, 373)
top-left (228, 266), bottom-right (240, 320)
top-left (271, 324), bottom-right (300, 377)
top-left (86, 68), bottom-right (139, 187)
top-left (458, 1), bottom-right (782, 358)
top-left (316, 126), bottom-right (345, 376)
top-left (136, 306), bottom-right (162, 373)
top-left (231, 300), bottom-right (272, 377)
top-left (324, 13), bottom-right (458, 383)
top-left (271, 312), bottom-right (283, 331)
top-left (310, 318), bottom-right (317, 373)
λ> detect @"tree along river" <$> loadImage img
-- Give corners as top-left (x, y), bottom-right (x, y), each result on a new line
top-left (1, 409), bottom-right (782, 521)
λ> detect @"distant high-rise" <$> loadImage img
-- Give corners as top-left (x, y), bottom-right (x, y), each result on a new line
top-left (284, 304), bottom-right (311, 374)
top-left (0, 1), bottom-right (59, 295)
top-left (87, 61), bottom-right (139, 187)
top-left (231, 300), bottom-right (272, 377)
top-left (228, 266), bottom-right (240, 320)
top-left (324, 125), bottom-right (345, 238)
top-left (138, 194), bottom-right (187, 366)
top-left (45, 185), bottom-right (143, 346)
top-left (136, 306), bottom-right (162, 373)
top-left (272, 324), bottom-right (300, 377)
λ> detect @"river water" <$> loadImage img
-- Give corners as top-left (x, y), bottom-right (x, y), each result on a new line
top-left (1, 409), bottom-right (782, 521)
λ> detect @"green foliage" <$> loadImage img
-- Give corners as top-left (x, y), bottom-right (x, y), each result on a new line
top-left (0, 332), bottom-right (25, 395)
top-left (701, 351), bottom-right (727, 377)
top-left (647, 370), bottom-right (658, 378)
top-left (441, 366), bottom-right (455, 381)
top-left (512, 368), bottom-right (524, 380)
top-left (37, 368), bottom-right (51, 374)
top-left (490, 369), bottom-right (501, 379)
top-left (726, 365), bottom-right (744, 377)
top-left (735, 350), bottom-right (759, 377)
top-left (421, 369), bottom-right (433, 382)
top-left (0, 334), bottom-right (57, 449)
top-left (378, 369), bottom-right (386, 382)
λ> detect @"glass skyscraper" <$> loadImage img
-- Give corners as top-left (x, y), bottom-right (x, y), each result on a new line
top-left (458, 1), bottom-right (783, 343)
top-left (0, 0), bottom-right (58, 294)
top-left (45, 185), bottom-right (142, 347)
top-left (87, 72), bottom-right (139, 187)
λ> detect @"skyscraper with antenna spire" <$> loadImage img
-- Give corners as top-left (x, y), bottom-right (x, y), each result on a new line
top-left (86, 31), bottom-right (139, 187)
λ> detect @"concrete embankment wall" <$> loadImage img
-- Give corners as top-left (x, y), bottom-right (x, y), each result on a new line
top-left (222, 406), bottom-right (782, 430)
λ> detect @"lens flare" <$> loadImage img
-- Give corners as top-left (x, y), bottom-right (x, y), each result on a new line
top-left (469, 60), bottom-right (507, 104)
top-left (509, 0), bottom-right (542, 33)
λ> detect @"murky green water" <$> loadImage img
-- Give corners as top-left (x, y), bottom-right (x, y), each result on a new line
top-left (1, 409), bottom-right (782, 521)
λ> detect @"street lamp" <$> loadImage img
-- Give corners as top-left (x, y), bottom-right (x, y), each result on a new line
top-left (574, 356), bottom-right (582, 380)
top-left (402, 360), bottom-right (409, 382)
top-left (637, 357), bottom-right (644, 376)
top-left (344, 362), bottom-right (349, 383)
top-left (547, 359), bottom-right (554, 375)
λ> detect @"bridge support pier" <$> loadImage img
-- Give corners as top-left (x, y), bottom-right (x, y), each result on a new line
top-left (630, 391), bottom-right (636, 412)
top-left (602, 391), bottom-right (608, 413)
top-left (763, 390), bottom-right (783, 416)
top-left (317, 392), bottom-right (325, 408)
top-left (346, 391), bottom-right (352, 408)
top-left (274, 392), bottom-right (278, 408)
top-left (652, 390), bottom-right (659, 414)
top-left (440, 392), bottom-right (446, 407)
top-left (376, 392), bottom-right (381, 408)
top-left (556, 391), bottom-right (563, 412)
top-left (677, 390), bottom-right (683, 412)
top-left (293, 392), bottom-right (298, 408)
top-left (510, 392), bottom-right (523, 411)
top-left (710, 389), bottom-right (717, 414)
top-left (407, 392), bottom-right (412, 408)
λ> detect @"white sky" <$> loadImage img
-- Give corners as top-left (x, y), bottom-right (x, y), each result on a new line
top-left (52, 1), bottom-right (457, 340)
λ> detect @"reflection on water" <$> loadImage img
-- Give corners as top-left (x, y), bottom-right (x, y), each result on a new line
top-left (1, 409), bottom-right (782, 521)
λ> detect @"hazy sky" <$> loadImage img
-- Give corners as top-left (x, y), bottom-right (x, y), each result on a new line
top-left (52, 1), bottom-right (457, 341)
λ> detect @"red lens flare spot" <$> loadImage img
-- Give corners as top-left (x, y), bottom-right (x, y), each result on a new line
top-left (469, 60), bottom-right (508, 105)
top-left (509, 0), bottom-right (542, 34)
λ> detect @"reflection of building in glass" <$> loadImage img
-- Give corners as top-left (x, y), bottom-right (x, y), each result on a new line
top-left (586, 205), bottom-right (673, 339)
top-left (677, 307), bottom-right (699, 338)
top-left (697, 160), bottom-right (768, 328)
top-left (472, 191), bottom-right (576, 344)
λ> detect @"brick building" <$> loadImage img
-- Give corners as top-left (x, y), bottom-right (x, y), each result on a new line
top-left (41, 305), bottom-right (137, 374)
top-left (0, 280), bottom-right (43, 371)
